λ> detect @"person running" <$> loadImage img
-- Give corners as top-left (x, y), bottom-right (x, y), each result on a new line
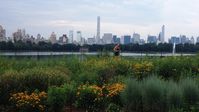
top-left (113, 44), bottom-right (120, 56)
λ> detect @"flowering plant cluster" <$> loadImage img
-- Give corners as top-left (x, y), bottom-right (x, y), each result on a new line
top-left (9, 91), bottom-right (47, 112)
top-left (106, 83), bottom-right (125, 98)
top-left (76, 84), bottom-right (104, 111)
top-left (76, 83), bottom-right (125, 111)
top-left (132, 61), bottom-right (154, 79)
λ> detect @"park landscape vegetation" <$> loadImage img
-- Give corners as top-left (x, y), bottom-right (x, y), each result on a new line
top-left (1, 55), bottom-right (199, 112)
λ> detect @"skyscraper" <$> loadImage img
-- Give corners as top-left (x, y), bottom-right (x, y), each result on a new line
top-left (197, 36), bottom-right (199, 43)
top-left (190, 36), bottom-right (195, 44)
top-left (96, 16), bottom-right (100, 44)
top-left (133, 33), bottom-right (140, 44)
top-left (169, 36), bottom-right (180, 44)
top-left (13, 29), bottom-right (23, 42)
top-left (35, 34), bottom-right (42, 43)
top-left (102, 33), bottom-right (112, 44)
top-left (147, 35), bottom-right (157, 43)
top-left (0, 25), bottom-right (6, 42)
top-left (69, 30), bottom-right (74, 43)
top-left (121, 35), bottom-right (131, 45)
top-left (112, 35), bottom-right (117, 44)
top-left (50, 32), bottom-right (57, 44)
top-left (160, 25), bottom-right (165, 43)
top-left (77, 31), bottom-right (82, 45)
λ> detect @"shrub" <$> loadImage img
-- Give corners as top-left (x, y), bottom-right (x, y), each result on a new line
top-left (47, 86), bottom-right (67, 112)
top-left (155, 57), bottom-right (191, 80)
top-left (97, 67), bottom-right (116, 85)
top-left (62, 82), bottom-right (77, 107)
top-left (0, 67), bottom-right (70, 105)
top-left (79, 58), bottom-right (131, 86)
top-left (167, 81), bottom-right (183, 110)
top-left (75, 71), bottom-right (99, 85)
top-left (75, 84), bottom-right (104, 112)
top-left (169, 108), bottom-right (184, 112)
top-left (0, 70), bottom-right (22, 105)
top-left (180, 78), bottom-right (199, 111)
top-left (108, 75), bottom-right (127, 85)
top-left (106, 103), bottom-right (122, 112)
top-left (142, 76), bottom-right (168, 112)
top-left (121, 79), bottom-right (142, 112)
top-left (132, 61), bottom-right (154, 80)
top-left (9, 91), bottom-right (47, 112)
top-left (111, 58), bottom-right (131, 76)
top-left (106, 83), bottom-right (125, 106)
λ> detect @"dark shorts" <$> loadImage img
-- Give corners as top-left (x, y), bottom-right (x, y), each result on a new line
top-left (114, 52), bottom-right (120, 56)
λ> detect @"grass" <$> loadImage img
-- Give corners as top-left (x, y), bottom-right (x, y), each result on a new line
top-left (1, 55), bottom-right (199, 111)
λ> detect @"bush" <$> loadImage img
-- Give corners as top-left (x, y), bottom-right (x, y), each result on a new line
top-left (106, 103), bottom-right (122, 112)
top-left (132, 61), bottom-right (154, 80)
top-left (75, 71), bottom-right (99, 85)
top-left (75, 84), bottom-right (104, 112)
top-left (180, 78), bottom-right (199, 111)
top-left (106, 83), bottom-right (125, 106)
top-left (155, 57), bottom-right (193, 80)
top-left (121, 79), bottom-right (142, 112)
top-left (47, 86), bottom-right (67, 112)
top-left (62, 82), bottom-right (77, 107)
top-left (9, 91), bottom-right (47, 112)
top-left (0, 70), bottom-right (22, 105)
top-left (0, 67), bottom-right (70, 105)
top-left (142, 76), bottom-right (168, 112)
top-left (47, 82), bottom-right (77, 112)
top-left (167, 81), bottom-right (183, 110)
top-left (81, 58), bottom-right (131, 85)
top-left (111, 58), bottom-right (131, 76)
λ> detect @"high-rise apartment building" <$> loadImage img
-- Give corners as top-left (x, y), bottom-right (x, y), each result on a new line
top-left (180, 35), bottom-right (187, 44)
top-left (13, 29), bottom-right (23, 42)
top-left (133, 33), bottom-right (140, 44)
top-left (96, 16), bottom-right (100, 44)
top-left (197, 36), bottom-right (199, 43)
top-left (121, 35), bottom-right (131, 45)
top-left (35, 34), bottom-right (43, 43)
top-left (190, 36), bottom-right (195, 44)
top-left (160, 25), bottom-right (165, 43)
top-left (147, 35), bottom-right (157, 43)
top-left (87, 37), bottom-right (95, 45)
top-left (76, 31), bottom-right (82, 44)
top-left (0, 25), bottom-right (6, 42)
top-left (169, 36), bottom-right (180, 44)
top-left (50, 32), bottom-right (57, 44)
top-left (58, 34), bottom-right (68, 44)
top-left (102, 33), bottom-right (112, 44)
top-left (69, 30), bottom-right (74, 43)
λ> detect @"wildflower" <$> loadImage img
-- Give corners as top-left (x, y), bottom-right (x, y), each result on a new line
top-left (9, 91), bottom-right (47, 111)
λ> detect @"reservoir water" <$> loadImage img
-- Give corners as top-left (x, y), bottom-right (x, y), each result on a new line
top-left (0, 51), bottom-right (195, 57)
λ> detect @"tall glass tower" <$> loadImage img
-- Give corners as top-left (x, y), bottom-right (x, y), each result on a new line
top-left (69, 30), bottom-right (73, 43)
top-left (161, 25), bottom-right (165, 43)
top-left (96, 16), bottom-right (100, 44)
top-left (77, 31), bottom-right (82, 44)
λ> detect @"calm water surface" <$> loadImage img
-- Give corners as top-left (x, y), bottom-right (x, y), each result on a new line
top-left (0, 52), bottom-right (195, 57)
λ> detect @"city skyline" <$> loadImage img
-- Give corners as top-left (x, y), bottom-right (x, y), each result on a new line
top-left (1, 0), bottom-right (199, 40)
top-left (1, 23), bottom-right (199, 45)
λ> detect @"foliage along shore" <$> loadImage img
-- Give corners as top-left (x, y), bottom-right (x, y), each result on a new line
top-left (1, 56), bottom-right (199, 111)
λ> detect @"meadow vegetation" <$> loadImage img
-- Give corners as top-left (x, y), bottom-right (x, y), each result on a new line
top-left (1, 55), bottom-right (199, 112)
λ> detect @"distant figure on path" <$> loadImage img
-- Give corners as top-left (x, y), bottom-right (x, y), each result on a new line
top-left (113, 44), bottom-right (120, 56)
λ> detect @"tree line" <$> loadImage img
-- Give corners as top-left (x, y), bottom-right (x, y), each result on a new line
top-left (0, 41), bottom-right (199, 53)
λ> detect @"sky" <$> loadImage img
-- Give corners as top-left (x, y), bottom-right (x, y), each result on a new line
top-left (1, 0), bottom-right (199, 41)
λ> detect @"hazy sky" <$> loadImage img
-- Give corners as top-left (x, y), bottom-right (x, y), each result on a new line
top-left (1, 0), bottom-right (199, 41)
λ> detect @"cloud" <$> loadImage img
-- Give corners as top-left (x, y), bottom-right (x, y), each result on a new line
top-left (1, 0), bottom-right (199, 40)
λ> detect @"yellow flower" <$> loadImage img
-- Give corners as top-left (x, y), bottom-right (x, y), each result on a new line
top-left (106, 83), bottom-right (125, 98)
top-left (9, 91), bottom-right (47, 111)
